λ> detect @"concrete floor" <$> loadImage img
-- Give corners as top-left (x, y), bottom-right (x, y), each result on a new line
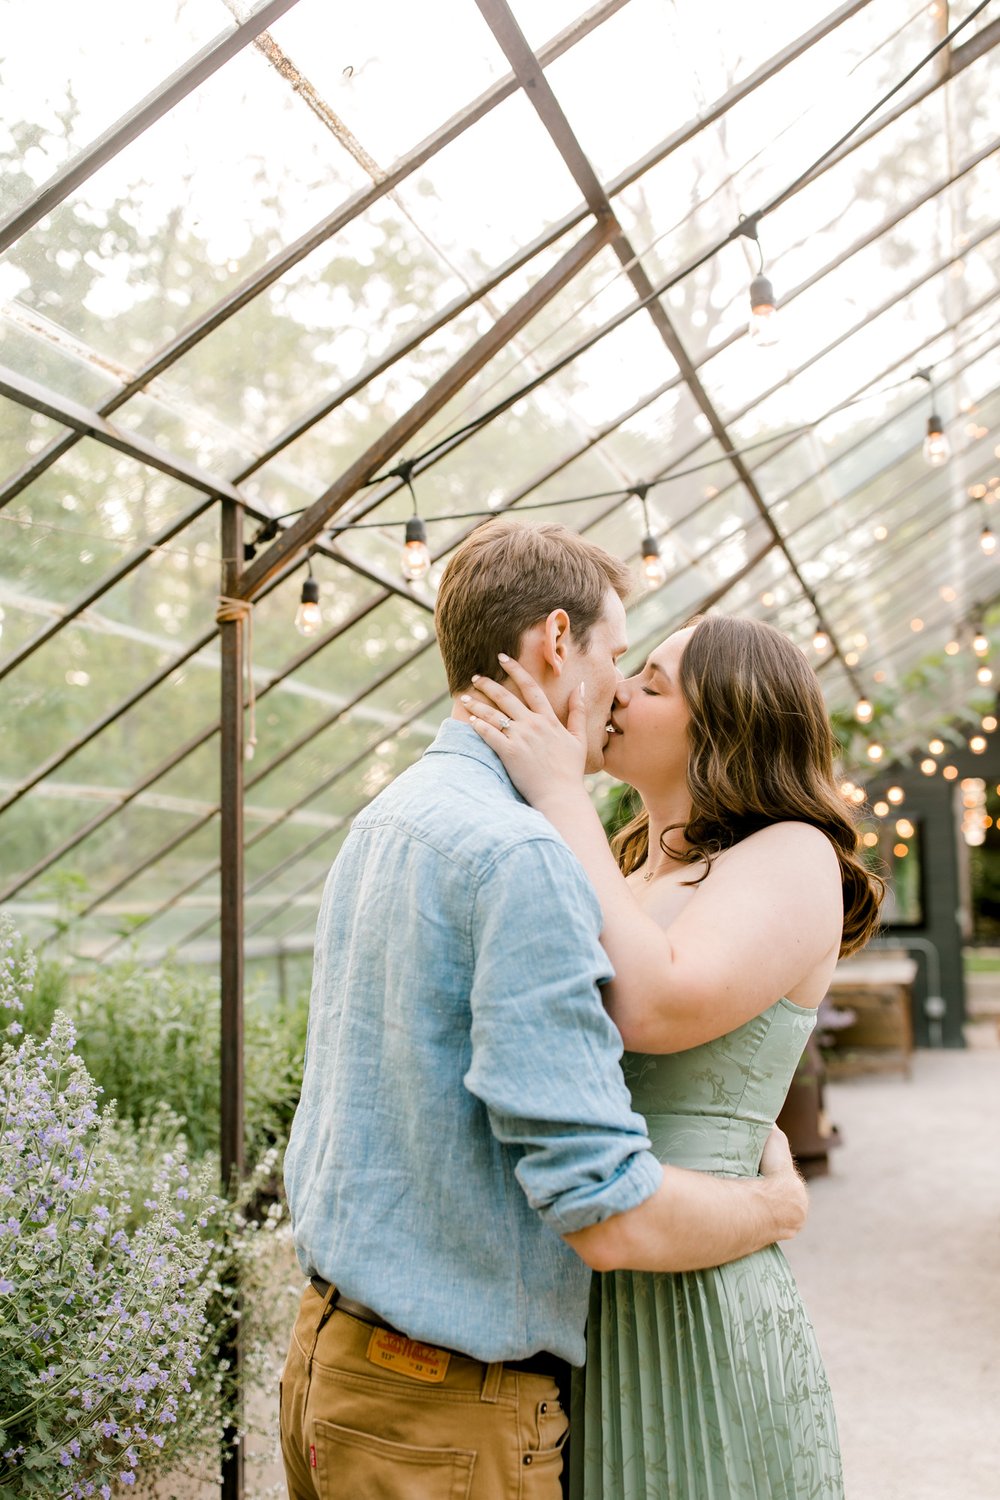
top-left (784, 1042), bottom-right (1000, 1500)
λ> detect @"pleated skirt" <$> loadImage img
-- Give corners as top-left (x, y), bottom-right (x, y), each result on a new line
top-left (569, 1247), bottom-right (844, 1500)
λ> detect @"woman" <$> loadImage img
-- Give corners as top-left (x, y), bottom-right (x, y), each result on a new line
top-left (464, 613), bottom-right (883, 1500)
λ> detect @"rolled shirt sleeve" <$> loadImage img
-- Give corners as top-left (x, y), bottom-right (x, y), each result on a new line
top-left (465, 836), bottom-right (663, 1237)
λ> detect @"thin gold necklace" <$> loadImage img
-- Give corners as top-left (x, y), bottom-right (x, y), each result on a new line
top-left (642, 857), bottom-right (670, 883)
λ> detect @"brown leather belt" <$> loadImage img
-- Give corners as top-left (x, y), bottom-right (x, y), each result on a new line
top-left (309, 1276), bottom-right (565, 1381)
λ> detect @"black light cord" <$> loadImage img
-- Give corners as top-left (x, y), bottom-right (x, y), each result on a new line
top-left (243, 362), bottom-right (952, 555)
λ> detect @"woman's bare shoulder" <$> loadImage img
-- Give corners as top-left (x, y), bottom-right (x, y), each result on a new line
top-left (720, 821), bottom-right (841, 876)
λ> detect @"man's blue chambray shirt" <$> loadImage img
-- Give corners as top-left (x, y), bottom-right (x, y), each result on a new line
top-left (283, 718), bottom-right (663, 1366)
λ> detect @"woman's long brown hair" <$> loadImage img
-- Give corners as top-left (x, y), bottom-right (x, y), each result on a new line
top-left (612, 614), bottom-right (884, 956)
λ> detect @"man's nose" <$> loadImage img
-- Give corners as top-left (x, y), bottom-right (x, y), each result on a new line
top-left (613, 677), bottom-right (631, 706)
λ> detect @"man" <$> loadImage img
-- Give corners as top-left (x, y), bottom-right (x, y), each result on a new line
top-left (280, 518), bottom-right (806, 1499)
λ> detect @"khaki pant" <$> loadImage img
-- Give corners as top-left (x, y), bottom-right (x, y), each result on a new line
top-left (280, 1285), bottom-right (569, 1499)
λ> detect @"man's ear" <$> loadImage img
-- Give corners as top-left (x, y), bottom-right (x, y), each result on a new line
top-left (539, 608), bottom-right (572, 676)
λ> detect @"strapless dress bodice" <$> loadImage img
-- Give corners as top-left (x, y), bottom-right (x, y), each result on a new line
top-left (622, 996), bottom-right (816, 1177)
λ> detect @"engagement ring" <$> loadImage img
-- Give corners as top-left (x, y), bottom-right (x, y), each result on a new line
top-left (497, 715), bottom-right (513, 731)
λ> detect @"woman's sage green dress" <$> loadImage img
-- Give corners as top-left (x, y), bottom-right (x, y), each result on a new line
top-left (570, 997), bottom-right (844, 1500)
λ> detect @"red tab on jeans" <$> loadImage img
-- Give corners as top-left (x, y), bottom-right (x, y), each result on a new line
top-left (310, 1443), bottom-right (317, 1469)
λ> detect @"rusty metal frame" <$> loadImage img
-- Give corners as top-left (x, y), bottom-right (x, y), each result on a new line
top-left (6, 209), bottom-right (998, 914)
top-left (5, 122), bottom-right (995, 696)
top-left (4, 16), bottom-right (992, 696)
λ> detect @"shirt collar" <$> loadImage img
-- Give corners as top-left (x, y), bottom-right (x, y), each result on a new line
top-left (423, 718), bottom-right (526, 801)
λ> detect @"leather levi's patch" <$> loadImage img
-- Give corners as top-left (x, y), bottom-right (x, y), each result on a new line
top-left (365, 1327), bottom-right (452, 1383)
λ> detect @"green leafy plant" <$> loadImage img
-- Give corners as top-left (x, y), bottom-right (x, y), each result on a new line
top-left (18, 957), bottom-right (308, 1165)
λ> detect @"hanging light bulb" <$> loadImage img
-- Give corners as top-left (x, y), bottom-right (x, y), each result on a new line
top-left (928, 737), bottom-right (945, 755)
top-left (294, 563), bottom-right (322, 637)
top-left (738, 215), bottom-right (779, 346)
top-left (866, 742), bottom-right (884, 762)
top-left (916, 368), bottom-right (950, 466)
top-left (641, 534), bottom-right (666, 589)
top-left (977, 664), bottom-right (994, 685)
top-left (748, 273), bottom-right (779, 346)
top-left (634, 484), bottom-right (666, 588)
top-left (396, 459), bottom-right (432, 582)
top-left (812, 628), bottom-right (829, 653)
top-left (923, 413), bottom-right (951, 466)
top-left (973, 630), bottom-right (990, 656)
top-left (981, 524), bottom-right (997, 556)
top-left (855, 696), bottom-right (873, 723)
top-left (401, 516), bottom-right (431, 582)
top-left (920, 758), bottom-right (938, 775)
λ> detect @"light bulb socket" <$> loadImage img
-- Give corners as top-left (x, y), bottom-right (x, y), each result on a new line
top-left (299, 574), bottom-right (320, 606)
top-left (749, 274), bottom-right (776, 312)
top-left (641, 533), bottom-right (661, 560)
top-left (926, 413), bottom-right (944, 437)
top-left (405, 516), bottom-right (428, 547)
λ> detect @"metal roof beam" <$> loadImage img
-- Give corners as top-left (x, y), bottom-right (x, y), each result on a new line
top-left (0, 366), bottom-right (252, 504)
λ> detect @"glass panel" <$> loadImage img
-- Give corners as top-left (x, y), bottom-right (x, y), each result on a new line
top-left (0, 392), bottom-right (67, 493)
top-left (2, 41), bottom-right (371, 387)
top-left (0, 0), bottom-right (261, 218)
top-left (0, 304), bottom-right (120, 409)
top-left (266, 0), bottom-right (506, 168)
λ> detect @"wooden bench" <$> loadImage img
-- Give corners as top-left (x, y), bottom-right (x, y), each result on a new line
top-left (821, 955), bottom-right (917, 1079)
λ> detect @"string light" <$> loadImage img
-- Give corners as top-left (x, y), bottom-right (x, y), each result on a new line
top-left (294, 560), bottom-right (322, 636)
top-left (402, 517), bottom-right (431, 582)
top-left (855, 696), bottom-right (873, 723)
top-left (920, 758), bottom-right (937, 775)
top-left (738, 216), bottom-right (779, 347)
top-left (886, 786), bottom-right (905, 805)
top-left (983, 716), bottom-right (997, 731)
top-left (866, 742), bottom-right (884, 762)
top-left (640, 534), bottom-right (666, 588)
top-left (917, 368), bottom-right (950, 466)
top-left (929, 738), bottom-right (945, 754)
top-left (970, 735), bottom-right (987, 753)
top-left (973, 629), bottom-right (990, 656)
top-left (980, 523), bottom-right (997, 556)
top-left (634, 484), bottom-right (666, 589)
top-left (813, 628), bottom-right (829, 653)
top-left (977, 664), bottom-right (994, 685)
top-left (873, 800), bottom-right (890, 817)
top-left (396, 460), bottom-right (432, 582)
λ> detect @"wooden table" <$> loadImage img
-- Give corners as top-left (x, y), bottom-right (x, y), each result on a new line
top-left (821, 955), bottom-right (917, 1079)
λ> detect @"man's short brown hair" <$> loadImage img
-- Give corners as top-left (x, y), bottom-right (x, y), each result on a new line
top-left (434, 518), bottom-right (633, 695)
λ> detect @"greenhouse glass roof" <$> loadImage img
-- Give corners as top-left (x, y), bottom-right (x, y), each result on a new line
top-left (2, 0), bottom-right (999, 962)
